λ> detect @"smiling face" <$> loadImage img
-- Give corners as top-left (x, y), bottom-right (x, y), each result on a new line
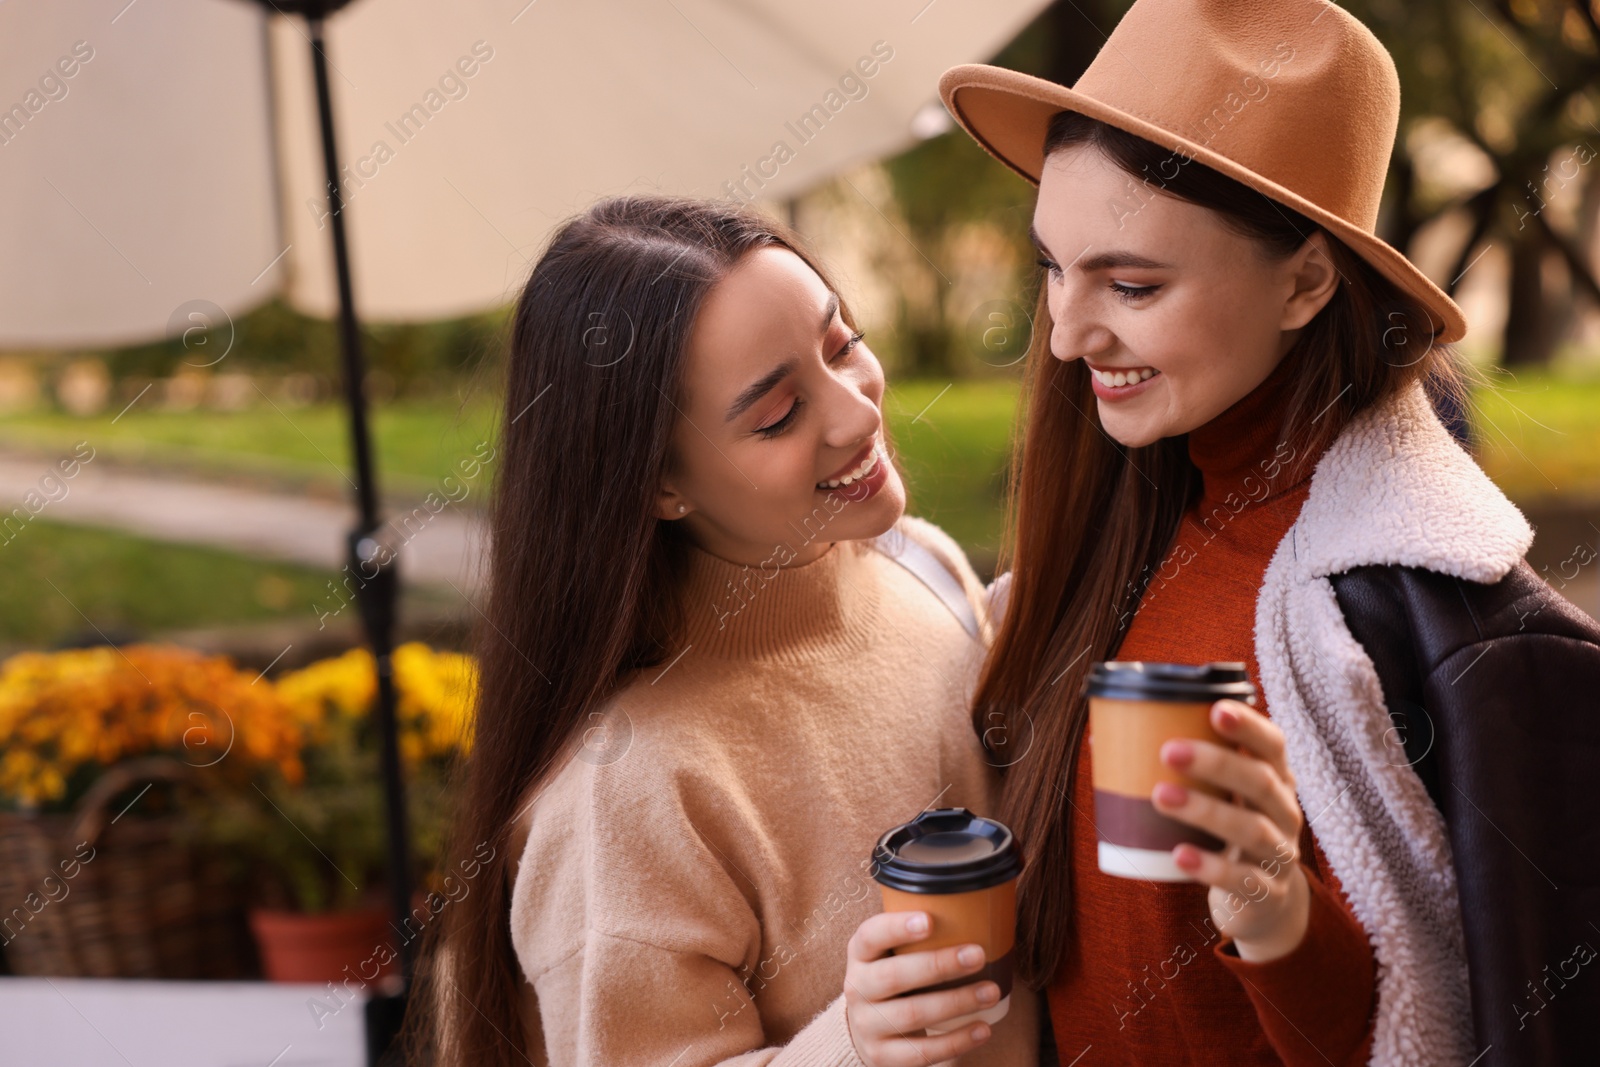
top-left (1031, 144), bottom-right (1339, 447)
top-left (655, 245), bottom-right (906, 566)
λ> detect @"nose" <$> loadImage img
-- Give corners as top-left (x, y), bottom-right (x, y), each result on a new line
top-left (1049, 286), bottom-right (1114, 364)
top-left (822, 370), bottom-right (882, 452)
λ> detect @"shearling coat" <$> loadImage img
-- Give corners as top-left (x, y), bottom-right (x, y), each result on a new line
top-left (1254, 381), bottom-right (1600, 1066)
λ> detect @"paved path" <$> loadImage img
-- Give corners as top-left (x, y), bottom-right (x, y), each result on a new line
top-left (0, 453), bottom-right (485, 590)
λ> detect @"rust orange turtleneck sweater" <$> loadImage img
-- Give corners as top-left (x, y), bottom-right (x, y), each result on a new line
top-left (1046, 359), bottom-right (1377, 1066)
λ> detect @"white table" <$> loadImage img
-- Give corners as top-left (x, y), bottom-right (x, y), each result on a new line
top-left (0, 978), bottom-right (366, 1067)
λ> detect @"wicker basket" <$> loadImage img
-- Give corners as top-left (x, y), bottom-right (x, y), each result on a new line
top-left (0, 756), bottom-right (257, 978)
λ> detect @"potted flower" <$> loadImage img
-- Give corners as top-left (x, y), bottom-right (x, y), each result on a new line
top-left (0, 644), bottom-right (305, 978)
top-left (205, 642), bottom-right (475, 983)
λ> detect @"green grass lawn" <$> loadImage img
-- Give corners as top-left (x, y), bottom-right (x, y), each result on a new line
top-left (0, 520), bottom-right (339, 651)
top-left (884, 379), bottom-right (1019, 567)
top-left (0, 397), bottom-right (499, 501)
top-left (1472, 370), bottom-right (1600, 505)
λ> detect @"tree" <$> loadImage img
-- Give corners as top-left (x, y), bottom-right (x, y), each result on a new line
top-left (879, 0), bottom-right (1131, 377)
top-left (1349, 0), bottom-right (1600, 365)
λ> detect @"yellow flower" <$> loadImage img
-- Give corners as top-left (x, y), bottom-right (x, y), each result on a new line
top-left (273, 642), bottom-right (477, 767)
top-left (0, 644), bottom-right (308, 809)
top-left (0, 641), bottom-right (475, 810)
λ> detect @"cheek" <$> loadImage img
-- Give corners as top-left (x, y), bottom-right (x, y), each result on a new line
top-left (1141, 287), bottom-right (1282, 428)
top-left (1143, 282), bottom-right (1243, 373)
top-left (765, 437), bottom-right (826, 495)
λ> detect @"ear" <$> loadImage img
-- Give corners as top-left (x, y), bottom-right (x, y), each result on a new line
top-left (1279, 230), bottom-right (1341, 332)
top-left (653, 484), bottom-right (692, 521)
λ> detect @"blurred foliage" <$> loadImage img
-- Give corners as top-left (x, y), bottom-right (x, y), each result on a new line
top-left (886, 379), bottom-right (1021, 571)
top-left (94, 298), bottom-right (508, 400)
top-left (1341, 0), bottom-right (1600, 366)
top-left (873, 1), bottom-right (1127, 377)
top-left (1473, 366), bottom-right (1600, 502)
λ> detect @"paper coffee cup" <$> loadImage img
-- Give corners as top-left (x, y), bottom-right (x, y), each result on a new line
top-left (1085, 661), bottom-right (1257, 882)
top-left (871, 807), bottom-right (1020, 1035)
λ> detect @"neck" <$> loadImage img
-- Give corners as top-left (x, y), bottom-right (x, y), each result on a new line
top-left (674, 536), bottom-right (880, 663)
top-left (1186, 354), bottom-right (1307, 507)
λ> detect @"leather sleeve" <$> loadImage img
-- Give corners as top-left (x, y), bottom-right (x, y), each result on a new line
top-left (1332, 562), bottom-right (1600, 1066)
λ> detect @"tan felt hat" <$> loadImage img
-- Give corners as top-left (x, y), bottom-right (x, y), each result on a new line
top-left (939, 0), bottom-right (1467, 344)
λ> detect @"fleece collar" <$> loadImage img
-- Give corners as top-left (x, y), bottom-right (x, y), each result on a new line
top-left (1290, 381), bottom-right (1532, 584)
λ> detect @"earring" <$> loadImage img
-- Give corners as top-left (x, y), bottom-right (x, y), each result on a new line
top-left (677, 504), bottom-right (687, 514)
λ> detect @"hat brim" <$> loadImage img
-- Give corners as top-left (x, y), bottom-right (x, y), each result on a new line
top-left (938, 64), bottom-right (1468, 346)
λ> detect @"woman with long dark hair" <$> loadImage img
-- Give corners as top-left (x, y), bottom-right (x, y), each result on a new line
top-left (411, 196), bottom-right (1041, 1066)
top-left (942, 0), bottom-right (1600, 1064)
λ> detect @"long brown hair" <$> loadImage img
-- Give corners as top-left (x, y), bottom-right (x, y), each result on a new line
top-left (408, 195), bottom-right (856, 1064)
top-left (974, 110), bottom-right (1463, 988)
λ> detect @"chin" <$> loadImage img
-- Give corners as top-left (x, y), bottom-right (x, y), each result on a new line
top-left (824, 479), bottom-right (906, 543)
top-left (1099, 416), bottom-right (1165, 449)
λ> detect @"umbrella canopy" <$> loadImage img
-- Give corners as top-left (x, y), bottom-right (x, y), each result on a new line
top-left (2, 0), bottom-right (1052, 347)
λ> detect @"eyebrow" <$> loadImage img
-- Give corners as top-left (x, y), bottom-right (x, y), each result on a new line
top-left (723, 292), bottom-right (841, 423)
top-left (1028, 224), bottom-right (1173, 272)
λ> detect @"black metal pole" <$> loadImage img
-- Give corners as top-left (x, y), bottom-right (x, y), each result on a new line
top-left (306, 13), bottom-right (414, 1059)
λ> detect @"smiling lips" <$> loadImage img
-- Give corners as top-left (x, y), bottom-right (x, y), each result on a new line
top-left (1089, 365), bottom-right (1159, 388)
top-left (817, 438), bottom-right (884, 490)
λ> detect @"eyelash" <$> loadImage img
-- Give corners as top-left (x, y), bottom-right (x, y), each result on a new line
top-left (754, 331), bottom-right (866, 439)
top-left (1035, 258), bottom-right (1159, 303)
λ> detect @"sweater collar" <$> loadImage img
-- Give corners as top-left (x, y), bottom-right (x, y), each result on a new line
top-left (1290, 381), bottom-right (1532, 582)
top-left (676, 536), bottom-right (882, 662)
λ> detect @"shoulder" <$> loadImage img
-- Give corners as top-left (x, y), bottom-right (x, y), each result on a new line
top-left (507, 700), bottom-right (760, 981)
top-left (1328, 562), bottom-right (1600, 1061)
top-left (1328, 560), bottom-right (1600, 808)
top-left (895, 514), bottom-right (980, 584)
top-left (986, 570), bottom-right (1013, 629)
top-left (892, 514), bottom-right (995, 641)
top-left (1332, 560), bottom-right (1600, 676)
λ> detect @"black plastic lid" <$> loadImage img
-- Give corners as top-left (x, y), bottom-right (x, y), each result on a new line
top-left (1084, 661), bottom-right (1257, 702)
top-left (871, 808), bottom-right (1021, 894)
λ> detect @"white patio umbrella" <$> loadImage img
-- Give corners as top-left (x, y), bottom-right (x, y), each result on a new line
top-left (2, 0), bottom-right (1050, 344)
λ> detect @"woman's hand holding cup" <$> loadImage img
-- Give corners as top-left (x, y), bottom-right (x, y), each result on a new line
top-left (843, 910), bottom-right (997, 1066)
top-left (1151, 697), bottom-right (1311, 962)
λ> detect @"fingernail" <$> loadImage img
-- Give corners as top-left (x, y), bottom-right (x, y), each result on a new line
top-left (1175, 844), bottom-right (1202, 871)
top-left (970, 1024), bottom-right (990, 1041)
top-left (1215, 703), bottom-right (1238, 730)
top-left (1154, 781), bottom-right (1188, 806)
top-left (1162, 739), bottom-right (1194, 767)
top-left (907, 913), bottom-right (928, 934)
top-left (958, 945), bottom-right (983, 967)
top-left (977, 982), bottom-right (1000, 1004)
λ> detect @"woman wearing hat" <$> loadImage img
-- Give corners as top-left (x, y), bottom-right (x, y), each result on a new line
top-left (940, 1), bottom-right (1600, 1065)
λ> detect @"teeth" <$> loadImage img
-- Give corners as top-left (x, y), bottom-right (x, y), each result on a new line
top-left (818, 443), bottom-right (883, 489)
top-left (1091, 367), bottom-right (1157, 387)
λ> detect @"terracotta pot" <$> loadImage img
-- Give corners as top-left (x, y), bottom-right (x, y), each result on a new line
top-left (248, 905), bottom-right (401, 984)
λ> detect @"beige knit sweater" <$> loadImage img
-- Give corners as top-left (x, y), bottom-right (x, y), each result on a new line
top-left (507, 515), bottom-right (1040, 1066)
